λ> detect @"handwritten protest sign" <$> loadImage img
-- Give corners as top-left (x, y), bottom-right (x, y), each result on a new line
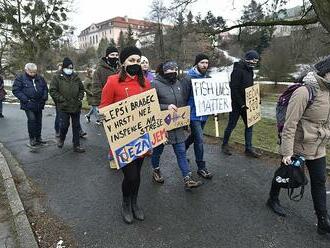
top-left (245, 84), bottom-right (261, 127)
top-left (191, 78), bottom-right (232, 116)
top-left (161, 106), bottom-right (190, 131)
top-left (99, 89), bottom-right (167, 169)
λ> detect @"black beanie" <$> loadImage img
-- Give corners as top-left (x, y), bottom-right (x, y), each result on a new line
top-left (62, 57), bottom-right (73, 69)
top-left (315, 56), bottom-right (330, 77)
top-left (244, 50), bottom-right (260, 60)
top-left (120, 46), bottom-right (142, 64)
top-left (106, 46), bottom-right (119, 57)
top-left (194, 54), bottom-right (209, 66)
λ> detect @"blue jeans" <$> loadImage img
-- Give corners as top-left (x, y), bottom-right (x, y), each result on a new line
top-left (25, 110), bottom-right (43, 139)
top-left (151, 142), bottom-right (190, 177)
top-left (86, 105), bottom-right (100, 121)
top-left (59, 111), bottom-right (81, 147)
top-left (185, 120), bottom-right (206, 170)
top-left (0, 100), bottom-right (3, 114)
top-left (223, 106), bottom-right (253, 150)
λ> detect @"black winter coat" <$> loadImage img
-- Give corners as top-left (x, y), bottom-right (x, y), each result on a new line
top-left (230, 60), bottom-right (254, 108)
top-left (12, 73), bottom-right (48, 112)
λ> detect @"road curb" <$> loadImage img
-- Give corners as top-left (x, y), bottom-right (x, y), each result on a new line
top-left (0, 143), bottom-right (39, 248)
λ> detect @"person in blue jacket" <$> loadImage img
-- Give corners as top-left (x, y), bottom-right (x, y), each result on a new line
top-left (12, 63), bottom-right (48, 146)
top-left (181, 54), bottom-right (213, 179)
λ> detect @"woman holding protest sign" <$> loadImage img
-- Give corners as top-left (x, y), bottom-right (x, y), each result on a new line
top-left (151, 61), bottom-right (202, 190)
top-left (99, 46), bottom-right (151, 224)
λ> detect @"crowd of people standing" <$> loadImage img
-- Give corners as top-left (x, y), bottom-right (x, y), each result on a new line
top-left (2, 44), bottom-right (330, 233)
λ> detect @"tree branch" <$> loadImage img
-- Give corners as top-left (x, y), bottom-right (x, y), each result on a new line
top-left (204, 16), bottom-right (319, 35)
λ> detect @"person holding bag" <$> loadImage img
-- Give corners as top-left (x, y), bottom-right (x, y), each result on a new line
top-left (266, 56), bottom-right (330, 235)
top-left (99, 46), bottom-right (151, 224)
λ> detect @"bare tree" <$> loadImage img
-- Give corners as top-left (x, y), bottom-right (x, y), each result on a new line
top-left (171, 0), bottom-right (330, 34)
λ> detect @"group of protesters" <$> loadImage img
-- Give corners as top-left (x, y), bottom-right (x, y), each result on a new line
top-left (2, 44), bottom-right (330, 232)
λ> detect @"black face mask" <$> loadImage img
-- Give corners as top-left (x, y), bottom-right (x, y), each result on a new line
top-left (126, 64), bottom-right (142, 76)
top-left (163, 72), bottom-right (177, 82)
top-left (106, 57), bottom-right (118, 67)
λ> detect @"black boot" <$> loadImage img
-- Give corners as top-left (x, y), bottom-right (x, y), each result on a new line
top-left (222, 144), bottom-right (232, 156)
top-left (266, 198), bottom-right (286, 217)
top-left (317, 214), bottom-right (330, 235)
top-left (131, 193), bottom-right (145, 221)
top-left (29, 138), bottom-right (37, 146)
top-left (245, 148), bottom-right (261, 158)
top-left (122, 196), bottom-right (133, 224)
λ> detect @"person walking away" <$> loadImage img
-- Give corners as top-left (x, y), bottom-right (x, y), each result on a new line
top-left (266, 56), bottom-right (330, 235)
top-left (50, 57), bottom-right (85, 153)
top-left (12, 63), bottom-right (48, 146)
top-left (221, 50), bottom-right (261, 158)
top-left (99, 46), bottom-right (150, 224)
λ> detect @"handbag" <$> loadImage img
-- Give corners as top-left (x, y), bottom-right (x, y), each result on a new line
top-left (272, 156), bottom-right (308, 201)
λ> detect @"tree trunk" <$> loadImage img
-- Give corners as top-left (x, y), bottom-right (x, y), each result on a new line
top-left (310, 0), bottom-right (330, 33)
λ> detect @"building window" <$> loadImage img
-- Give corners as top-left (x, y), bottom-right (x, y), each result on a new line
top-left (90, 37), bottom-right (92, 44)
top-left (93, 36), bottom-right (95, 44)
top-left (96, 35), bottom-right (98, 43)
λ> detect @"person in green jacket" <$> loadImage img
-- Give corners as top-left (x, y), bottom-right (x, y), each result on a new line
top-left (50, 57), bottom-right (85, 153)
top-left (91, 46), bottom-right (119, 106)
top-left (84, 68), bottom-right (101, 125)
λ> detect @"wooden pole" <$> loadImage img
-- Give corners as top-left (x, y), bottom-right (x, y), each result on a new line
top-left (214, 115), bottom-right (219, 137)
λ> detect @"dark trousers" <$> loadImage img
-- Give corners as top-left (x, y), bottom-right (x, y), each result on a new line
top-left (59, 111), bottom-right (81, 147)
top-left (185, 120), bottom-right (207, 169)
top-left (25, 110), bottom-right (42, 139)
top-left (223, 106), bottom-right (253, 150)
top-left (0, 100), bottom-right (3, 114)
top-left (121, 158), bottom-right (144, 197)
top-left (54, 104), bottom-right (60, 134)
top-left (269, 156), bottom-right (328, 216)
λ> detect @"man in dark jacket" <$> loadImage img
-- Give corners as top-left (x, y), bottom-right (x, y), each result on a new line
top-left (222, 50), bottom-right (261, 158)
top-left (92, 46), bottom-right (119, 105)
top-left (50, 57), bottom-right (85, 153)
top-left (182, 54), bottom-right (213, 179)
top-left (12, 63), bottom-right (48, 146)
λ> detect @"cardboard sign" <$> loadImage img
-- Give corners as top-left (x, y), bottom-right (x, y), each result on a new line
top-left (245, 84), bottom-right (261, 127)
top-left (115, 133), bottom-right (152, 168)
top-left (161, 106), bottom-right (190, 131)
top-left (99, 89), bottom-right (167, 169)
top-left (191, 78), bottom-right (232, 116)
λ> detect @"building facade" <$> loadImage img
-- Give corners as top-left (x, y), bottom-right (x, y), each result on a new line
top-left (78, 16), bottom-right (154, 49)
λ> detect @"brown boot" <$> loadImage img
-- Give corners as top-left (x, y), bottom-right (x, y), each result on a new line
top-left (184, 174), bottom-right (202, 190)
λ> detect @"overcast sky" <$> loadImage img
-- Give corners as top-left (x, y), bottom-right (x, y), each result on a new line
top-left (71, 0), bottom-right (303, 34)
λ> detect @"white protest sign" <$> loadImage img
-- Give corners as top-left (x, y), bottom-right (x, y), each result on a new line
top-left (191, 78), bottom-right (232, 116)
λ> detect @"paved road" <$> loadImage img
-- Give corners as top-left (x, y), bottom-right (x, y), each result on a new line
top-left (0, 103), bottom-right (329, 248)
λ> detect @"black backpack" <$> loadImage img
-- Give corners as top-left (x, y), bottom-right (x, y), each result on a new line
top-left (272, 156), bottom-right (308, 201)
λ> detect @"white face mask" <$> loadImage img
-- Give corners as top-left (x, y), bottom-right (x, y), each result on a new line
top-left (63, 68), bottom-right (73, 75)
